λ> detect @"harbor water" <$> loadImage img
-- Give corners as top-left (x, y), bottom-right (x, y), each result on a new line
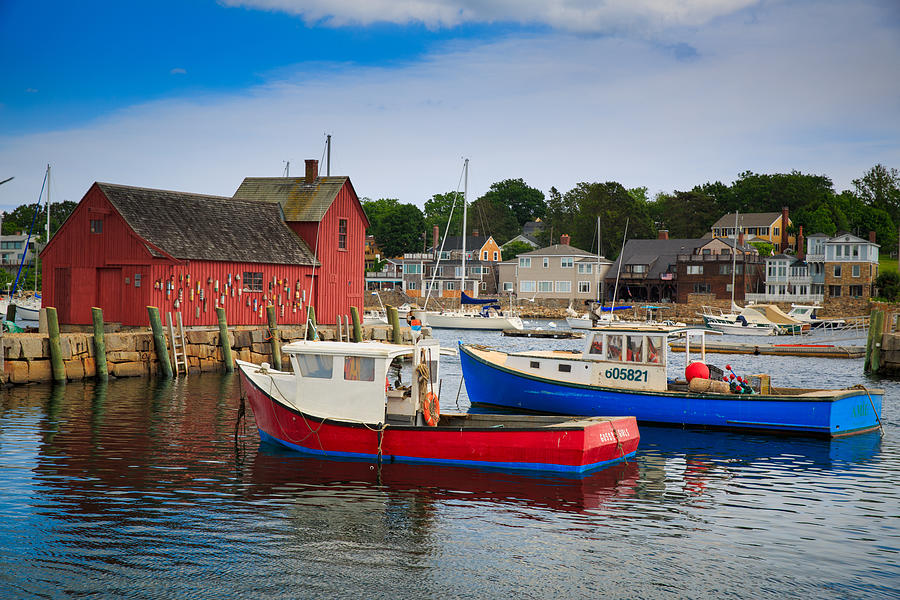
top-left (1, 322), bottom-right (897, 598)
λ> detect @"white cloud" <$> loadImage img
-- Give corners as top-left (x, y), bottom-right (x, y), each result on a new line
top-left (222, 0), bottom-right (762, 33)
top-left (0, 0), bottom-right (897, 215)
top-left (170, 68), bottom-right (187, 75)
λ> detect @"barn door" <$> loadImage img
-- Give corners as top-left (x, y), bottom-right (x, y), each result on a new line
top-left (97, 268), bottom-right (122, 323)
top-left (53, 268), bottom-right (72, 323)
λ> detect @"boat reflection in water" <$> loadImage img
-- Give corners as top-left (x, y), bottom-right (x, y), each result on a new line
top-left (245, 447), bottom-right (641, 514)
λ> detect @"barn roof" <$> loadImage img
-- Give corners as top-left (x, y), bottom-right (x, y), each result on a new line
top-left (97, 183), bottom-right (319, 265)
top-left (232, 176), bottom-right (351, 222)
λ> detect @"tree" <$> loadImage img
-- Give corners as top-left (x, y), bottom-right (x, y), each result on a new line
top-left (362, 198), bottom-right (426, 258)
top-left (468, 194), bottom-right (519, 243)
top-left (2, 199), bottom-right (77, 241)
top-left (501, 240), bottom-right (534, 261)
top-left (479, 178), bottom-right (545, 226)
top-left (875, 271), bottom-right (900, 301)
top-left (853, 164), bottom-right (900, 224)
top-left (562, 181), bottom-right (655, 258)
top-left (424, 191), bottom-right (464, 238)
top-left (649, 190), bottom-right (719, 238)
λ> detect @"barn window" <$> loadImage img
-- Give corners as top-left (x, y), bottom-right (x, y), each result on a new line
top-left (242, 272), bottom-right (263, 292)
top-left (338, 218), bottom-right (348, 250)
top-left (134, 274), bottom-right (141, 288)
top-left (90, 219), bottom-right (103, 234)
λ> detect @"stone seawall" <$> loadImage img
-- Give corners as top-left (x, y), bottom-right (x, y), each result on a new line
top-left (1, 324), bottom-right (416, 385)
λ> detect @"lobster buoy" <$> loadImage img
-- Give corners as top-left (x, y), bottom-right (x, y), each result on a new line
top-left (685, 361), bottom-right (710, 383)
top-left (423, 392), bottom-right (440, 427)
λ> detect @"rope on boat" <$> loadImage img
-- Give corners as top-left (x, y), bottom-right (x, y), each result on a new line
top-left (263, 371), bottom-right (328, 453)
top-left (610, 422), bottom-right (625, 458)
top-left (853, 384), bottom-right (885, 437)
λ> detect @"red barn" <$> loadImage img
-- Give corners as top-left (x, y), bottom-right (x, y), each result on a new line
top-left (41, 183), bottom-right (323, 327)
top-left (232, 159), bottom-right (368, 324)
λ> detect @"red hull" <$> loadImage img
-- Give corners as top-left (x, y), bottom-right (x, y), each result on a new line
top-left (240, 369), bottom-right (639, 473)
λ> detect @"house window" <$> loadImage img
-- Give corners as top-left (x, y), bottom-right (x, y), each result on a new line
top-left (578, 281), bottom-right (591, 293)
top-left (445, 281), bottom-right (457, 291)
top-left (503, 281), bottom-right (513, 292)
top-left (407, 281), bottom-right (419, 290)
top-left (543, 257), bottom-right (549, 268)
top-left (829, 285), bottom-right (842, 297)
top-left (134, 274), bottom-right (142, 288)
top-left (90, 219), bottom-right (103, 234)
top-left (493, 251), bottom-right (498, 261)
top-left (852, 265), bottom-right (860, 277)
top-left (520, 281), bottom-right (536, 293)
top-left (687, 265), bottom-right (703, 275)
top-left (405, 263), bottom-right (422, 275)
top-left (561, 257), bottom-right (574, 268)
top-left (338, 218), bottom-right (348, 250)
top-left (538, 281), bottom-right (553, 293)
top-left (849, 285), bottom-right (863, 297)
top-left (631, 265), bottom-right (647, 274)
top-left (577, 263), bottom-right (593, 274)
top-left (702, 249), bottom-right (711, 255)
top-left (693, 283), bottom-right (711, 293)
top-left (774, 227), bottom-right (779, 236)
top-left (482, 251), bottom-right (488, 260)
top-left (242, 272), bottom-right (263, 292)
top-left (556, 281), bottom-right (572, 293)
top-left (833, 265), bottom-right (842, 277)
top-left (519, 257), bottom-right (531, 268)
top-left (719, 264), bottom-right (731, 275)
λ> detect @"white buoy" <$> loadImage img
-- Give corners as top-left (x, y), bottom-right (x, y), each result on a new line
top-left (548, 321), bottom-right (557, 328)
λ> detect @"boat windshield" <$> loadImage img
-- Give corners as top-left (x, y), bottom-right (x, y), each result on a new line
top-left (626, 336), bottom-right (643, 362)
top-left (607, 335), bottom-right (623, 361)
top-left (296, 354), bottom-right (334, 379)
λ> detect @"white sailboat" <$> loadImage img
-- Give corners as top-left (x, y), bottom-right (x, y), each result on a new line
top-left (414, 159), bottom-right (523, 331)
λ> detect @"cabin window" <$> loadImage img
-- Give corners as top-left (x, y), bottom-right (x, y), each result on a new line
top-left (243, 272), bottom-right (263, 292)
top-left (589, 336), bottom-right (603, 355)
top-left (647, 336), bottom-right (662, 364)
top-left (607, 335), bottom-right (623, 361)
top-left (296, 354), bottom-right (333, 379)
top-left (530, 361), bottom-right (540, 369)
top-left (343, 356), bottom-right (375, 381)
top-left (558, 364), bottom-right (572, 373)
top-left (338, 219), bottom-right (348, 250)
top-left (90, 219), bottom-right (103, 234)
top-left (626, 336), bottom-right (643, 362)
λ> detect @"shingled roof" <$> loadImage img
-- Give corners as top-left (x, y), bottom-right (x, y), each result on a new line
top-left (607, 238), bottom-right (706, 280)
top-left (97, 183), bottom-right (318, 265)
top-left (232, 176), bottom-right (349, 222)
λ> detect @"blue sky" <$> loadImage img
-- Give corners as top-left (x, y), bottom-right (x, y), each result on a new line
top-left (1, 0), bottom-right (899, 215)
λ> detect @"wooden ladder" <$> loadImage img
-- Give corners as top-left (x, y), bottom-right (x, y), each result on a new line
top-left (166, 311), bottom-right (188, 376)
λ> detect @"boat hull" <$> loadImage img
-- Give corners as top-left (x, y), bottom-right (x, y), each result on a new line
top-left (239, 366), bottom-right (638, 473)
top-left (459, 344), bottom-right (883, 438)
top-left (419, 311), bottom-right (524, 330)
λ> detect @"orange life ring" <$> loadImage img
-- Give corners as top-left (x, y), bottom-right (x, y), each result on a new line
top-left (423, 391), bottom-right (440, 427)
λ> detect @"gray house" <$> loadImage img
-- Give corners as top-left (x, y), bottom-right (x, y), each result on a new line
top-left (498, 236), bottom-right (611, 302)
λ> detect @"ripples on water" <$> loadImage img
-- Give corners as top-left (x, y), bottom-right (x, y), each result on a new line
top-left (0, 323), bottom-right (897, 598)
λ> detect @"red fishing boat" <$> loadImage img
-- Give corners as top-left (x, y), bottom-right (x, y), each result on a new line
top-left (237, 339), bottom-right (639, 474)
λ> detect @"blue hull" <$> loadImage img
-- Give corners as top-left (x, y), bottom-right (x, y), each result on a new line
top-left (459, 344), bottom-right (883, 438)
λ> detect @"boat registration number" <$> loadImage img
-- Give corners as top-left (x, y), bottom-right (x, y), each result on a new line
top-left (604, 367), bottom-right (648, 382)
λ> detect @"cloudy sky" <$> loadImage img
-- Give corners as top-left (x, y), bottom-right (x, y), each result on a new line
top-left (1, 0), bottom-right (899, 214)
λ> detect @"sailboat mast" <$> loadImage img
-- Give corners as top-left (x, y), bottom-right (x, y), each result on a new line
top-left (460, 158), bottom-right (468, 299)
top-left (610, 218), bottom-right (629, 312)
top-left (730, 211), bottom-right (739, 309)
top-left (596, 216), bottom-right (601, 302)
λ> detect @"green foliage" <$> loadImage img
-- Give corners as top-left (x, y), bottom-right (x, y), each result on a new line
top-left (362, 198), bottom-right (426, 258)
top-left (749, 241), bottom-right (775, 257)
top-left (875, 271), bottom-right (900, 302)
top-left (649, 190), bottom-right (719, 238)
top-left (500, 240), bottom-right (534, 261)
top-left (468, 195), bottom-right (519, 244)
top-left (853, 164), bottom-right (900, 224)
top-left (423, 191), bottom-right (464, 238)
top-left (3, 200), bottom-right (77, 241)
top-left (479, 178), bottom-right (545, 227)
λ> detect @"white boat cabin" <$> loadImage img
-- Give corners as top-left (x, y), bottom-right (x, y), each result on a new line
top-left (255, 339), bottom-right (441, 426)
top-left (502, 326), bottom-right (711, 393)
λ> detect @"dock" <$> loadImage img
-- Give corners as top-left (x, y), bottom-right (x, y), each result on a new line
top-left (669, 340), bottom-right (865, 359)
top-left (503, 329), bottom-right (584, 339)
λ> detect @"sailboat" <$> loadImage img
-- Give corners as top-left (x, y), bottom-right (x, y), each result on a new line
top-left (413, 159), bottom-right (523, 331)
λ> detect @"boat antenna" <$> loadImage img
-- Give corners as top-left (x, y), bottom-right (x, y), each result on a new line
top-left (610, 218), bottom-right (629, 313)
top-left (326, 133), bottom-right (331, 176)
top-left (282, 161), bottom-right (290, 177)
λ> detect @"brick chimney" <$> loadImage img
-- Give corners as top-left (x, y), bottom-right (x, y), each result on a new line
top-left (658, 230), bottom-right (669, 240)
top-left (797, 226), bottom-right (805, 260)
top-left (432, 225), bottom-right (439, 251)
top-left (560, 234), bottom-right (570, 246)
top-left (472, 229), bottom-right (479, 237)
top-left (870, 230), bottom-right (877, 243)
top-left (305, 159), bottom-right (318, 182)
top-left (737, 230), bottom-right (744, 247)
top-left (781, 206), bottom-right (789, 252)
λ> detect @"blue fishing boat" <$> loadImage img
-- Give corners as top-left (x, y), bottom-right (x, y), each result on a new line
top-left (459, 326), bottom-right (884, 438)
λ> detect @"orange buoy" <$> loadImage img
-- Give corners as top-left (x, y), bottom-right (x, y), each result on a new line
top-left (423, 392), bottom-right (440, 427)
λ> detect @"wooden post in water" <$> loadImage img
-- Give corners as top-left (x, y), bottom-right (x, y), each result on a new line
top-left (350, 306), bottom-right (362, 342)
top-left (306, 306), bottom-right (318, 341)
top-left (388, 305), bottom-right (401, 344)
top-left (216, 307), bottom-right (234, 373)
top-left (5, 303), bottom-right (16, 323)
top-left (46, 307), bottom-right (66, 383)
top-left (336, 314), bottom-right (343, 341)
top-left (147, 306), bottom-right (173, 378)
top-left (865, 308), bottom-right (884, 374)
top-left (266, 305), bottom-right (282, 371)
top-left (91, 307), bottom-right (108, 381)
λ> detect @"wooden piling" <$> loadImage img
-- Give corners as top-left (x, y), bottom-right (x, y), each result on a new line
top-left (388, 305), bottom-right (401, 344)
top-left (865, 308), bottom-right (884, 374)
top-left (306, 306), bottom-right (318, 341)
top-left (350, 307), bottom-right (362, 342)
top-left (216, 307), bottom-right (234, 373)
top-left (5, 303), bottom-right (16, 323)
top-left (336, 315), bottom-right (343, 341)
top-left (147, 306), bottom-right (173, 378)
top-left (266, 305), bottom-right (282, 371)
top-left (46, 307), bottom-right (66, 383)
top-left (91, 307), bottom-right (108, 381)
